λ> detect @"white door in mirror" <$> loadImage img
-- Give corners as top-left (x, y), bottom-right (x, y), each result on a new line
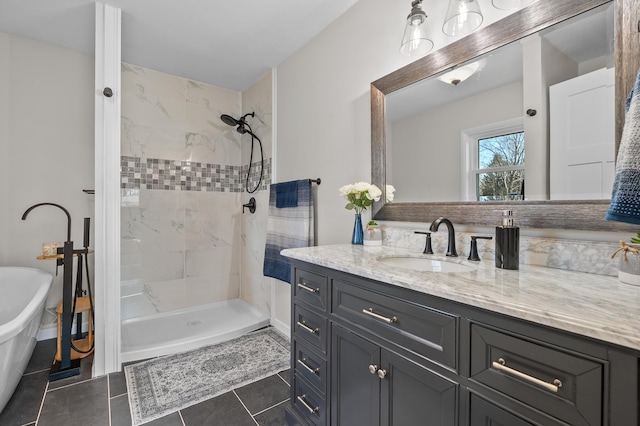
top-left (550, 67), bottom-right (615, 200)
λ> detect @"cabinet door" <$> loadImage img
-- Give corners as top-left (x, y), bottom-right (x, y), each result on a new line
top-left (331, 324), bottom-right (381, 426)
top-left (380, 350), bottom-right (458, 426)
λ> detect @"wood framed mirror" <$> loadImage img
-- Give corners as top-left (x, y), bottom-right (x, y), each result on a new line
top-left (371, 0), bottom-right (640, 232)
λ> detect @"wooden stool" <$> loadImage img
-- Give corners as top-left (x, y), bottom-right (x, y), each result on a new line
top-left (55, 296), bottom-right (94, 362)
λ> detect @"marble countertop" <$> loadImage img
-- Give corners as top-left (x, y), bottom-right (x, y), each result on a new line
top-left (281, 244), bottom-right (640, 352)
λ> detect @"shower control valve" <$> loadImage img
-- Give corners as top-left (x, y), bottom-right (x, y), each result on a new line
top-left (243, 197), bottom-right (256, 214)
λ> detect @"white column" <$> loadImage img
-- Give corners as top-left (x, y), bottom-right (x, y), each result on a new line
top-left (93, 2), bottom-right (121, 376)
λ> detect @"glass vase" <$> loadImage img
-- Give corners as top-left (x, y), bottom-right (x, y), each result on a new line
top-left (352, 213), bottom-right (364, 245)
top-left (363, 224), bottom-right (382, 246)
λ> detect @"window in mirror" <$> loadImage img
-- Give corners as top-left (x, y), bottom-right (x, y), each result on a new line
top-left (476, 131), bottom-right (525, 201)
top-left (461, 118), bottom-right (524, 201)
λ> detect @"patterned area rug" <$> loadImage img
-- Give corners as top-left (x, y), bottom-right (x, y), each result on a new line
top-left (124, 328), bottom-right (290, 425)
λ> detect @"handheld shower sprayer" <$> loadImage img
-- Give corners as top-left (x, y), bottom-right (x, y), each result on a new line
top-left (220, 112), bottom-right (264, 194)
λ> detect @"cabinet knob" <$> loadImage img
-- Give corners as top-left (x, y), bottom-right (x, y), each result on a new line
top-left (368, 364), bottom-right (378, 374)
top-left (377, 369), bottom-right (387, 379)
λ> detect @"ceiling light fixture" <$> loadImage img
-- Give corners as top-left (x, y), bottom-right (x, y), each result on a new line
top-left (436, 60), bottom-right (485, 85)
top-left (442, 0), bottom-right (484, 37)
top-left (400, 0), bottom-right (434, 57)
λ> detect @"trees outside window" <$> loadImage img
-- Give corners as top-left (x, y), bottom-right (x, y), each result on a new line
top-left (476, 131), bottom-right (525, 201)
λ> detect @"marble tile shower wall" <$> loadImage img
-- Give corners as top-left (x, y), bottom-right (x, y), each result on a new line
top-left (120, 63), bottom-right (271, 319)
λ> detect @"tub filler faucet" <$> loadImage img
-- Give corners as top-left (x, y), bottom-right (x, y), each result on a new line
top-left (22, 202), bottom-right (81, 381)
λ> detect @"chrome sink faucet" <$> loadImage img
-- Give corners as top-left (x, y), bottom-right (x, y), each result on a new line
top-left (429, 217), bottom-right (458, 257)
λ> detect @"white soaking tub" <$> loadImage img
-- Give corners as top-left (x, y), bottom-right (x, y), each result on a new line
top-left (0, 267), bottom-right (53, 413)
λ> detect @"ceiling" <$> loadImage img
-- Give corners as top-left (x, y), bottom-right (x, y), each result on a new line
top-left (0, 0), bottom-right (359, 91)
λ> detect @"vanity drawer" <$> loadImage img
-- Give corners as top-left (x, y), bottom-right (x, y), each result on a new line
top-left (294, 304), bottom-right (328, 354)
top-left (293, 268), bottom-right (328, 312)
top-left (332, 279), bottom-right (457, 370)
top-left (469, 393), bottom-right (566, 426)
top-left (293, 374), bottom-right (327, 426)
top-left (293, 340), bottom-right (327, 394)
top-left (470, 324), bottom-right (603, 426)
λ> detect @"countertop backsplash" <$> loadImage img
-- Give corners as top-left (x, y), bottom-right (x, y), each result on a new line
top-left (382, 226), bottom-right (621, 277)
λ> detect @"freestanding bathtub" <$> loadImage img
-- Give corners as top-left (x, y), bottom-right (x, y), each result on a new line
top-left (0, 267), bottom-right (53, 413)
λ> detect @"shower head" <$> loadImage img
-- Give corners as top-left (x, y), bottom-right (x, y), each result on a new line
top-left (220, 114), bottom-right (239, 127)
top-left (220, 112), bottom-right (255, 134)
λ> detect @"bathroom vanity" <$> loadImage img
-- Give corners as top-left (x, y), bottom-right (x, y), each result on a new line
top-left (282, 245), bottom-right (640, 426)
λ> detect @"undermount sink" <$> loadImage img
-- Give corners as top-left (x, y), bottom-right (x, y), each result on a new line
top-left (377, 256), bottom-right (477, 273)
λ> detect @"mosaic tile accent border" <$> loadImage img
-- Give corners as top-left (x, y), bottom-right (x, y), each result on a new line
top-left (121, 156), bottom-right (271, 192)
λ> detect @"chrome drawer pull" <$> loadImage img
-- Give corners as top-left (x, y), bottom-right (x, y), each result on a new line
top-left (297, 394), bottom-right (319, 415)
top-left (362, 307), bottom-right (397, 324)
top-left (297, 320), bottom-right (319, 335)
top-left (492, 358), bottom-right (563, 393)
top-left (298, 358), bottom-right (320, 375)
top-left (297, 282), bottom-right (320, 294)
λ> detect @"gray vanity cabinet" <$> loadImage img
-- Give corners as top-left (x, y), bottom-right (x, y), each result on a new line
top-left (285, 260), bottom-right (640, 426)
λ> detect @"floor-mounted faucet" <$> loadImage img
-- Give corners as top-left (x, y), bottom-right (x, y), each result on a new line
top-left (21, 202), bottom-right (81, 380)
top-left (429, 217), bottom-right (458, 257)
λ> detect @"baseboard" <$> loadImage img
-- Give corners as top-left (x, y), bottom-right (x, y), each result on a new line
top-left (37, 321), bottom-right (90, 341)
top-left (270, 317), bottom-right (290, 337)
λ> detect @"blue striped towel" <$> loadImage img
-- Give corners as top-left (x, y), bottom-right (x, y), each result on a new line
top-left (606, 66), bottom-right (640, 224)
top-left (263, 180), bottom-right (314, 283)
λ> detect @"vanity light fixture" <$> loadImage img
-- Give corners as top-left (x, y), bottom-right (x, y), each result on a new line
top-left (400, 0), bottom-right (487, 57)
top-left (442, 0), bottom-right (484, 37)
top-left (437, 59), bottom-right (485, 86)
top-left (491, 0), bottom-right (536, 10)
top-left (400, 0), bottom-right (434, 57)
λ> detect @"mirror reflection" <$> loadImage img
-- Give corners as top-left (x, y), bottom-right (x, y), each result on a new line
top-left (386, 3), bottom-right (615, 203)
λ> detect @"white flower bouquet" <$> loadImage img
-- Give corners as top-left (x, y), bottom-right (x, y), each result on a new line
top-left (339, 182), bottom-right (395, 214)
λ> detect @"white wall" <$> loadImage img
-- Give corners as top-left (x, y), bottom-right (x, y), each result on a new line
top-left (522, 35), bottom-right (579, 200)
top-left (0, 32), bottom-right (95, 309)
top-left (276, 0), bottom-right (401, 244)
top-left (275, 0), bottom-right (518, 244)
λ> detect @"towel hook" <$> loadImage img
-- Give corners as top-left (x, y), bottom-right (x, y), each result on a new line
top-left (243, 197), bottom-right (256, 214)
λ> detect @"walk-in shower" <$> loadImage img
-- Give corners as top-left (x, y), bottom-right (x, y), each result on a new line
top-left (119, 66), bottom-right (271, 363)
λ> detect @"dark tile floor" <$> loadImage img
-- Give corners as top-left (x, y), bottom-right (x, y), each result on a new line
top-left (0, 338), bottom-right (290, 426)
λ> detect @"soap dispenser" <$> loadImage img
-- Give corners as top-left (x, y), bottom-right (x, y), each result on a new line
top-left (495, 210), bottom-right (519, 270)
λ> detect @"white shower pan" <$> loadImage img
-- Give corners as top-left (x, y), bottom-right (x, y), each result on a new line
top-left (120, 298), bottom-right (270, 363)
